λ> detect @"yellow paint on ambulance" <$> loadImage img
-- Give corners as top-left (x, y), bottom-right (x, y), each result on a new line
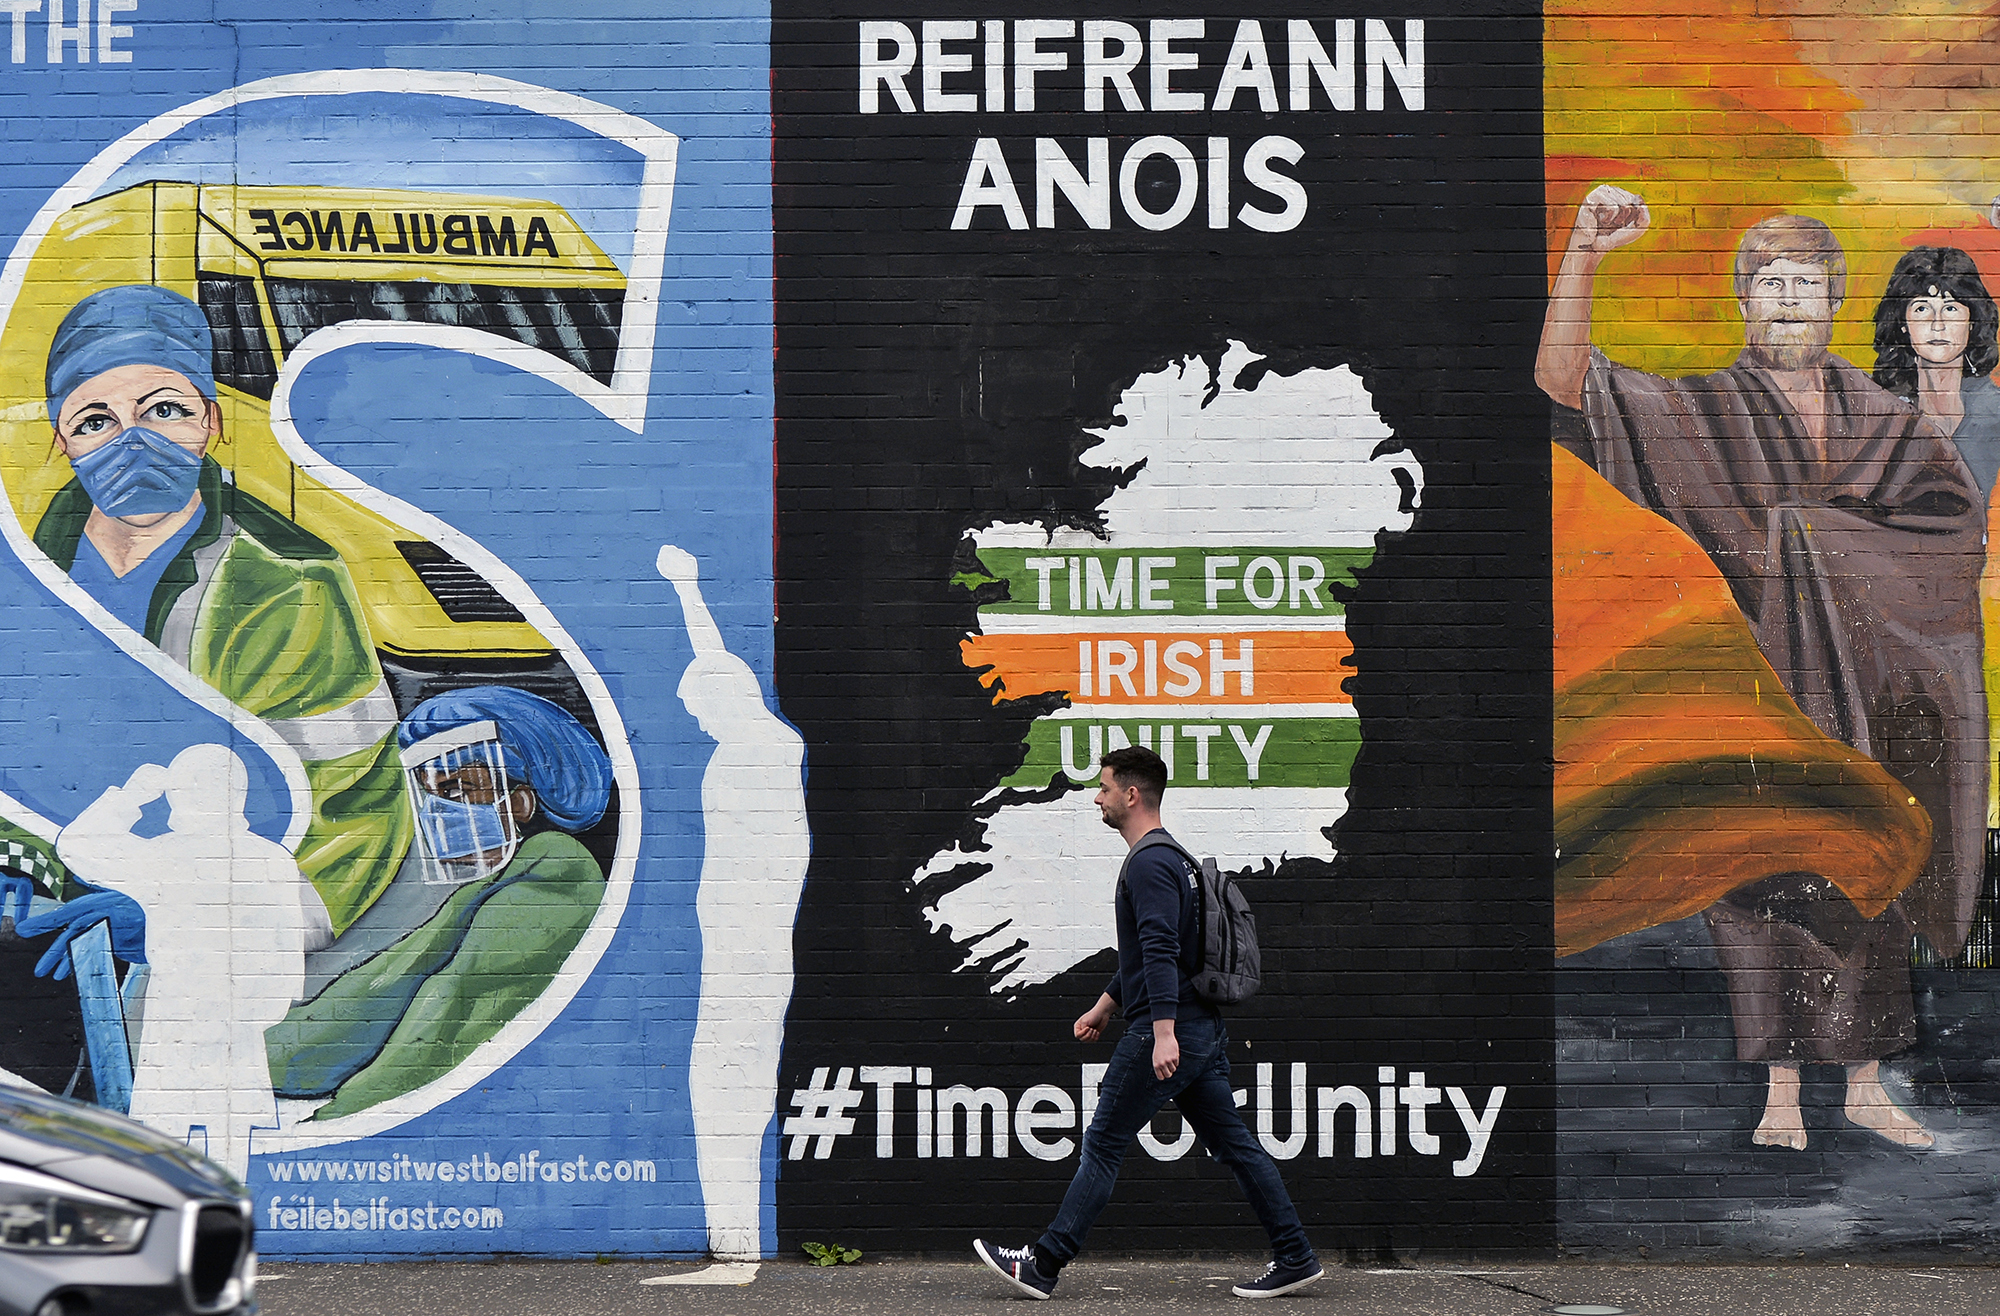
top-left (0, 181), bottom-right (630, 660)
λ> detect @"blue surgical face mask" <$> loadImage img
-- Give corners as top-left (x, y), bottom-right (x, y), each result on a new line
top-left (413, 791), bottom-right (518, 880)
top-left (68, 426), bottom-right (202, 519)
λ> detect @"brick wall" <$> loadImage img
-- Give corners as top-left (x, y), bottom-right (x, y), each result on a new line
top-left (1546, 0), bottom-right (2000, 1259)
top-left (0, 0), bottom-right (1990, 1268)
top-left (772, 1), bottom-right (1553, 1259)
top-left (0, 0), bottom-right (778, 1262)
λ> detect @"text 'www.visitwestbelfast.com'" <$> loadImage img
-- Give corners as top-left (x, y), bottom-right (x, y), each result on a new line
top-left (259, 1149), bottom-right (659, 1235)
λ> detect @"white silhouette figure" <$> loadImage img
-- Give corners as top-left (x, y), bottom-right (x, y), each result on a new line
top-left (658, 545), bottom-right (810, 1260)
top-left (57, 743), bottom-right (324, 1177)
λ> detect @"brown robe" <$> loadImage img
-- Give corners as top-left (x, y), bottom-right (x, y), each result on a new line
top-left (1568, 348), bottom-right (1988, 1063)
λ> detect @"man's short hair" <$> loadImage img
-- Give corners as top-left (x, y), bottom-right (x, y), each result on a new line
top-left (1733, 215), bottom-right (1847, 305)
top-left (1101, 745), bottom-right (1167, 807)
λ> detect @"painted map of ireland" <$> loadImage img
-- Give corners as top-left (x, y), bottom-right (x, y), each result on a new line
top-left (914, 342), bottom-right (1424, 995)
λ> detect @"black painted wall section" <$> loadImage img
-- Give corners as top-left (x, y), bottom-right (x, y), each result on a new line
top-left (772, 0), bottom-right (1552, 1255)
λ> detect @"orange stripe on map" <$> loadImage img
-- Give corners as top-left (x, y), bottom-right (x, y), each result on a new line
top-left (962, 631), bottom-right (1354, 705)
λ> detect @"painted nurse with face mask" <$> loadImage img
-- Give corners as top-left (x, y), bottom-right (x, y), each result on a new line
top-left (398, 685), bottom-right (612, 887)
top-left (44, 285), bottom-right (225, 629)
top-left (268, 684), bottom-right (613, 1120)
top-left (30, 285), bottom-right (414, 964)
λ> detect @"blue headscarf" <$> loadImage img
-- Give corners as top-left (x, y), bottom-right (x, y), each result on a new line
top-left (399, 686), bottom-right (613, 832)
top-left (46, 285), bottom-right (216, 420)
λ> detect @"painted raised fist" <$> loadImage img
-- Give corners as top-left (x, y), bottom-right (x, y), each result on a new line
top-left (1571, 183), bottom-right (1651, 254)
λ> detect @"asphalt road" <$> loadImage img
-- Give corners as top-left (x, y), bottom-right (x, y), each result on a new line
top-left (254, 1256), bottom-right (2000, 1316)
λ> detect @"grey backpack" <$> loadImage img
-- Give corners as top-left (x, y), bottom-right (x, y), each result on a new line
top-left (1130, 833), bottom-right (1262, 1006)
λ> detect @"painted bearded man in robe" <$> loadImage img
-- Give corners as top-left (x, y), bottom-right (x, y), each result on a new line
top-left (1537, 184), bottom-right (1988, 1150)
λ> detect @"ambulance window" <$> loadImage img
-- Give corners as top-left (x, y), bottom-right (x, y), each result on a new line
top-left (198, 274), bottom-right (281, 400)
top-left (395, 540), bottom-right (528, 624)
top-left (264, 278), bottom-right (623, 385)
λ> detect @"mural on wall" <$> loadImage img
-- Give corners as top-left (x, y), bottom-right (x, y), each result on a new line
top-left (1550, 0), bottom-right (2000, 1256)
top-left (47, 0), bottom-right (2000, 1268)
top-left (915, 343), bottom-right (1422, 995)
top-left (774, 2), bottom-right (1552, 1254)
top-left (0, 6), bottom-right (790, 1262)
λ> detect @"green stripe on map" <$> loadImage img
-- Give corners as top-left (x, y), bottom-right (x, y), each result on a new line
top-left (968, 546), bottom-right (1375, 618)
top-left (1000, 716), bottom-right (1359, 790)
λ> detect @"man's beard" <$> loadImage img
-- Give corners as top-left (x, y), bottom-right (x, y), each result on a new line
top-left (1743, 315), bottom-right (1833, 371)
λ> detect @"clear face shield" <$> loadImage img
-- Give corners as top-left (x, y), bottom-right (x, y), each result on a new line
top-left (400, 720), bottom-right (522, 885)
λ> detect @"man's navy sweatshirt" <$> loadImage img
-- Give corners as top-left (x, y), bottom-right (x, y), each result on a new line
top-left (1106, 830), bottom-right (1208, 1026)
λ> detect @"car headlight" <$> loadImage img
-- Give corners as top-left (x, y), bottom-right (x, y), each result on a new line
top-left (0, 1164), bottom-right (148, 1254)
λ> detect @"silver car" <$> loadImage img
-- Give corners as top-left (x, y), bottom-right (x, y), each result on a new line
top-left (0, 1085), bottom-right (253, 1316)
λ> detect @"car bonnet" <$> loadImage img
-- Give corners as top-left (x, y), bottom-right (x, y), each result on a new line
top-left (0, 1085), bottom-right (242, 1207)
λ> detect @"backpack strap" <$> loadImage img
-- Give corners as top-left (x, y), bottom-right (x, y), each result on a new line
top-left (1122, 832), bottom-right (1199, 888)
top-left (1122, 831), bottom-right (1204, 975)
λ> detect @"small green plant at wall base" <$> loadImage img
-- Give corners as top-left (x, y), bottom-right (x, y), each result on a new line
top-left (802, 1241), bottom-right (862, 1266)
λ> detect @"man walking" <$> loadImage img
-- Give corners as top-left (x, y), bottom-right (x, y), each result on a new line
top-left (974, 746), bottom-right (1321, 1300)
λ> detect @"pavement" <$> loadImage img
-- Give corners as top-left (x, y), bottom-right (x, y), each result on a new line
top-left (253, 1255), bottom-right (2000, 1316)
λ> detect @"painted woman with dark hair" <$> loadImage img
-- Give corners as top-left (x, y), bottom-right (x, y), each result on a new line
top-left (1872, 246), bottom-right (2000, 498)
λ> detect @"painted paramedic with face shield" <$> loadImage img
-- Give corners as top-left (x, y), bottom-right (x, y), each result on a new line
top-left (20, 286), bottom-right (410, 963)
top-left (268, 685), bottom-right (612, 1119)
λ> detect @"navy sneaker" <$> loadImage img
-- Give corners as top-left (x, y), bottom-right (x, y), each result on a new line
top-left (1232, 1258), bottom-right (1324, 1298)
top-left (974, 1239), bottom-right (1058, 1300)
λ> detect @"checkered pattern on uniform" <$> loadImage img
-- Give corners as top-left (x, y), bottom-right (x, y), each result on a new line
top-left (0, 837), bottom-right (57, 888)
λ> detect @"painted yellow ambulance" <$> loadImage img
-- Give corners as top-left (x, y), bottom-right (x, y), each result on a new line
top-left (0, 181), bottom-right (630, 689)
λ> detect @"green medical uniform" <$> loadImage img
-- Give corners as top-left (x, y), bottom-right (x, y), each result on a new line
top-left (35, 458), bottom-right (413, 934)
top-left (267, 829), bottom-right (605, 1118)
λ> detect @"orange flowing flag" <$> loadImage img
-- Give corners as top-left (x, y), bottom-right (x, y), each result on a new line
top-left (1553, 445), bottom-right (1932, 956)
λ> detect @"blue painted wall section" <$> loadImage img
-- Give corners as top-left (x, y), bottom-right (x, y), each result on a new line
top-left (0, 0), bottom-right (782, 1262)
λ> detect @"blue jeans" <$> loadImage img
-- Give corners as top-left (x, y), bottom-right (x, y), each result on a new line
top-left (1034, 1011), bottom-right (1315, 1269)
